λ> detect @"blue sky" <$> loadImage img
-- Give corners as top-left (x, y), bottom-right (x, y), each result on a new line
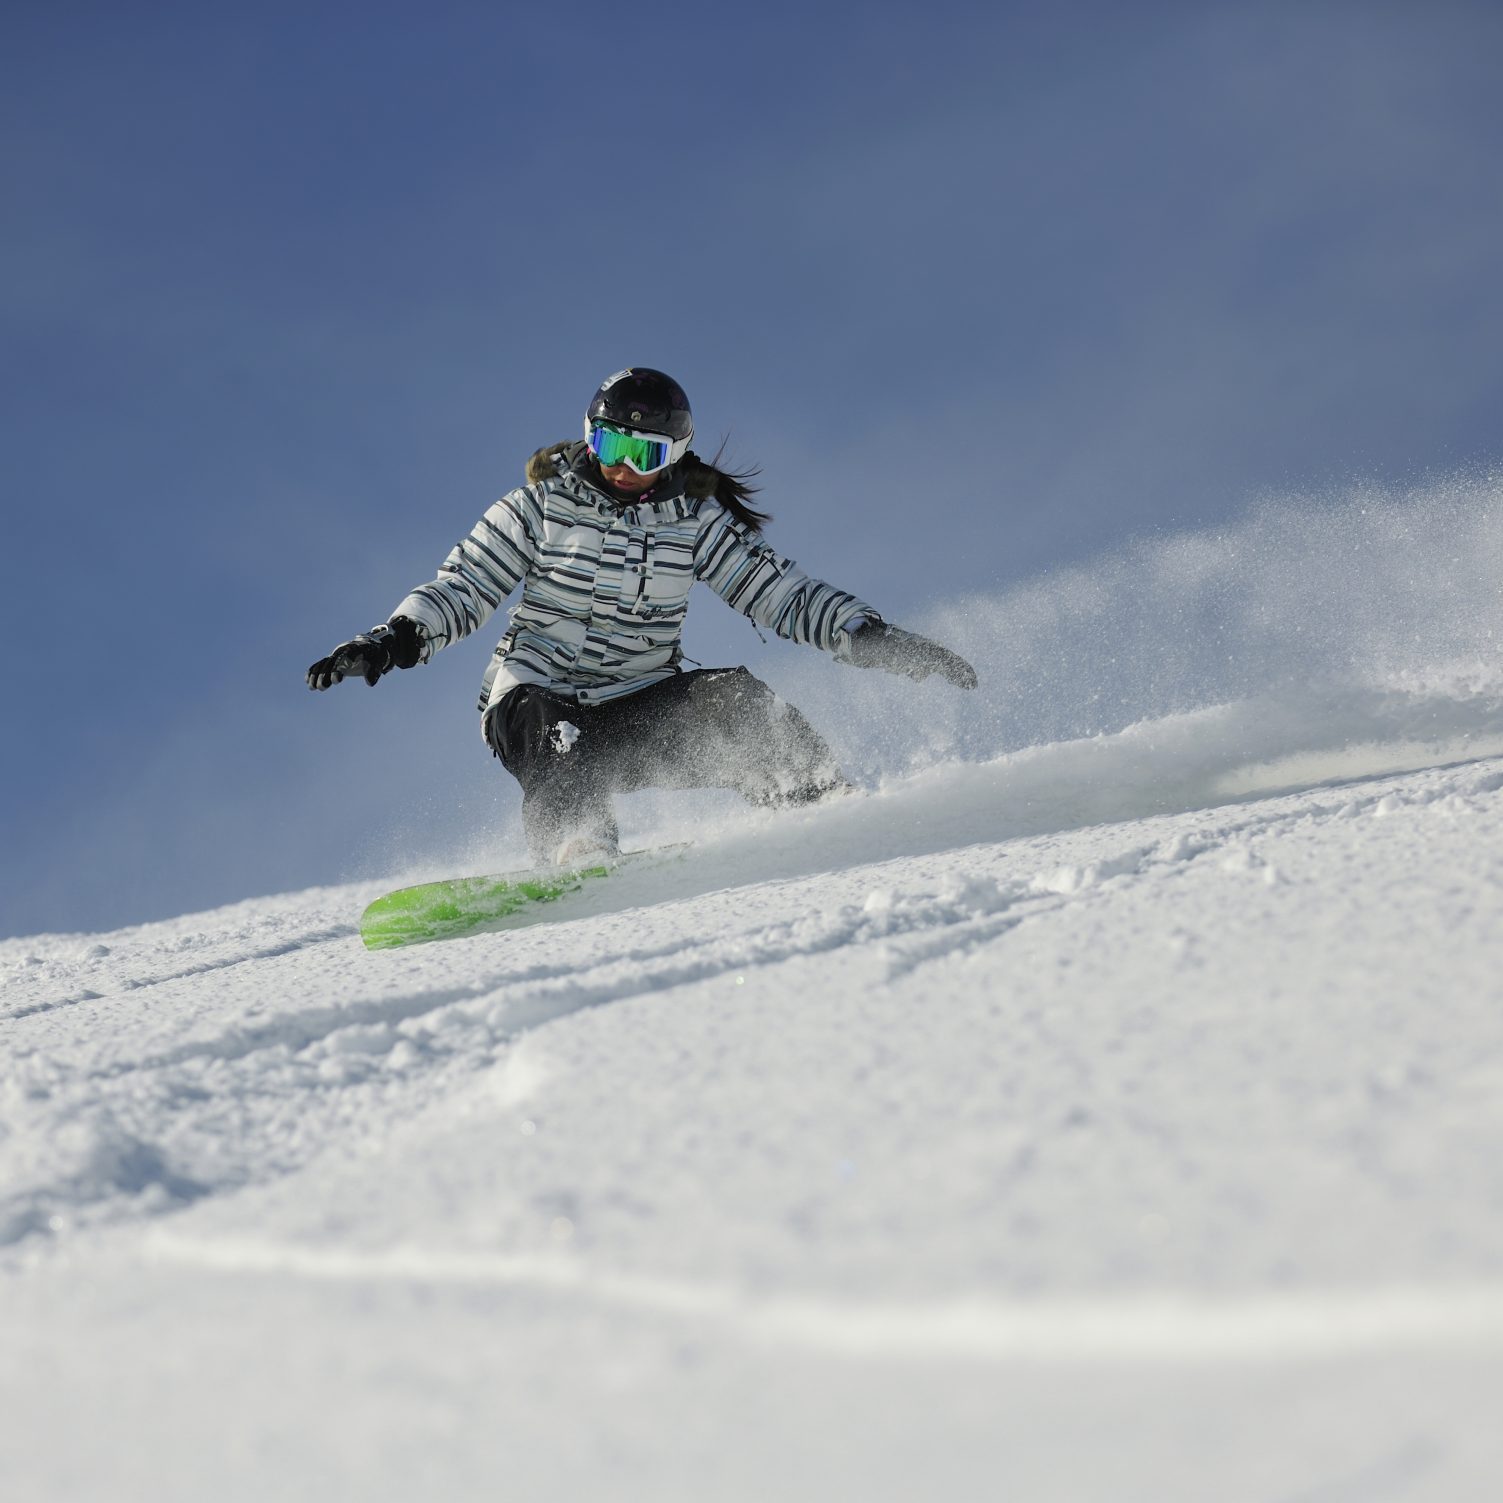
top-left (4, 1), bottom-right (1502, 937)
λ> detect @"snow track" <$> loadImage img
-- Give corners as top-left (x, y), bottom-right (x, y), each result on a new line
top-left (145, 1232), bottom-right (1503, 1364)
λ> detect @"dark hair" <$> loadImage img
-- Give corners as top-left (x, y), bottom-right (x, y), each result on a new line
top-left (682, 441), bottom-right (771, 532)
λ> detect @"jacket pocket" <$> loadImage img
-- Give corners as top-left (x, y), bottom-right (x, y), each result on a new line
top-left (604, 636), bottom-right (677, 673)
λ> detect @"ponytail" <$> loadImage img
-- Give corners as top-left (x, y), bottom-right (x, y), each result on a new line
top-left (681, 443), bottom-right (772, 532)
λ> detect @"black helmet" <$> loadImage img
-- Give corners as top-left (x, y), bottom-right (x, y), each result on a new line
top-left (585, 368), bottom-right (694, 443)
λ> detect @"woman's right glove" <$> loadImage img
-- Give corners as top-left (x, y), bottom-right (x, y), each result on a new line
top-left (842, 620), bottom-right (978, 689)
top-left (306, 617), bottom-right (426, 690)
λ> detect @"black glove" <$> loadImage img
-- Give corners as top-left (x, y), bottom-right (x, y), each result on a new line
top-left (843, 620), bottom-right (978, 690)
top-left (306, 616), bottom-right (425, 690)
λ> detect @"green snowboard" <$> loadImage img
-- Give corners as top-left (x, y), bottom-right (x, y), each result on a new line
top-left (359, 846), bottom-right (686, 950)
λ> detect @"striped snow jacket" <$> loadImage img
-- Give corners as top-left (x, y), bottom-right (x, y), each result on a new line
top-left (390, 442), bottom-right (877, 718)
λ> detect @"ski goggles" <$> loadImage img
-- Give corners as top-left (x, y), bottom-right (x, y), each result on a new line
top-left (585, 420), bottom-right (683, 476)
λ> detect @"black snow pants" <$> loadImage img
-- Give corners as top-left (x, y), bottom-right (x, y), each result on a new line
top-left (483, 667), bottom-right (846, 860)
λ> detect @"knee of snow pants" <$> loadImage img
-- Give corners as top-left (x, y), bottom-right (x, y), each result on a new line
top-left (675, 668), bottom-right (846, 804)
top-left (484, 687), bottom-right (616, 859)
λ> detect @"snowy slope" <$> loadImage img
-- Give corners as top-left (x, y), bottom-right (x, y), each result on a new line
top-left (5, 721), bottom-right (1503, 1501)
top-left (7, 479), bottom-right (1503, 1500)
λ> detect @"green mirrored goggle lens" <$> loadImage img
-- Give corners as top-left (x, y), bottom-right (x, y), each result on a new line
top-left (587, 423), bottom-right (672, 473)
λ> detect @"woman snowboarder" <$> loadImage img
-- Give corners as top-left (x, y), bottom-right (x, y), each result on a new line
top-left (308, 368), bottom-right (977, 864)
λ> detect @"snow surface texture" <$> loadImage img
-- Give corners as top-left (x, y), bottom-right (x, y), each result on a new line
top-left (5, 480), bottom-right (1503, 1501)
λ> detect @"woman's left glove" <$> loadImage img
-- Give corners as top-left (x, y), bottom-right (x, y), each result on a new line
top-left (306, 617), bottom-right (426, 690)
top-left (842, 621), bottom-right (978, 689)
